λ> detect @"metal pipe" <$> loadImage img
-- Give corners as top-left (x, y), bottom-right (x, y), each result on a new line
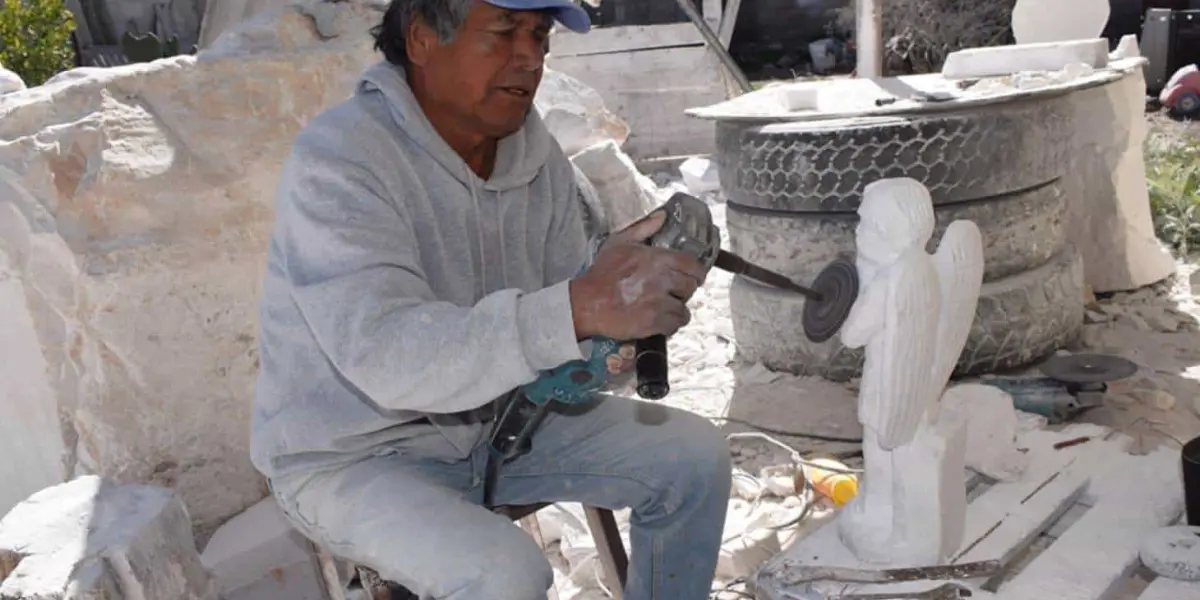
top-left (855, 0), bottom-right (883, 77)
top-left (669, 0), bottom-right (754, 93)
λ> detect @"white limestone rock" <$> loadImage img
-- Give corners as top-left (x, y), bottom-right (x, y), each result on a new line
top-left (1110, 34), bottom-right (1141, 60)
top-left (1059, 64), bottom-right (1176, 292)
top-left (0, 476), bottom-right (218, 599)
top-left (678, 156), bottom-right (721, 196)
top-left (0, 0), bottom-right (386, 542)
top-left (1011, 0), bottom-right (1110, 45)
top-left (536, 68), bottom-right (630, 156)
top-left (0, 65), bottom-right (24, 95)
top-left (941, 39), bottom-right (1110, 80)
top-left (940, 384), bottom-right (1030, 482)
top-left (569, 139), bottom-right (661, 233)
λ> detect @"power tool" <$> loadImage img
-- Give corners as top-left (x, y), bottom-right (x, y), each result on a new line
top-left (482, 192), bottom-right (860, 506)
top-left (979, 353), bottom-right (1138, 424)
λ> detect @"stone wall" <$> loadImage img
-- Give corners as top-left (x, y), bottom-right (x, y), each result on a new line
top-left (0, 0), bottom-right (385, 541)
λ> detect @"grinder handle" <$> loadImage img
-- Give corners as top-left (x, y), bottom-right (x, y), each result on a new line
top-left (635, 334), bottom-right (669, 400)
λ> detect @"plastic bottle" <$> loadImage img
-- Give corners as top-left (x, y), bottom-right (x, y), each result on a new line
top-left (804, 458), bottom-right (859, 508)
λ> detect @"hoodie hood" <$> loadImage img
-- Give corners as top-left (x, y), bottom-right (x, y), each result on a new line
top-left (356, 60), bottom-right (555, 192)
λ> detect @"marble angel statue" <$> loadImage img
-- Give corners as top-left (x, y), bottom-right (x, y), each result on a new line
top-left (835, 177), bottom-right (986, 567)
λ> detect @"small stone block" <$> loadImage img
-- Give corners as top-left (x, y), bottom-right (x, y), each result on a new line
top-left (942, 39), bottom-right (1110, 80)
top-left (0, 476), bottom-right (218, 599)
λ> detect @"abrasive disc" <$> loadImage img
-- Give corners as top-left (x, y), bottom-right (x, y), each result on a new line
top-left (1140, 526), bottom-right (1200, 581)
top-left (1038, 353), bottom-right (1138, 384)
top-left (802, 259), bottom-right (859, 343)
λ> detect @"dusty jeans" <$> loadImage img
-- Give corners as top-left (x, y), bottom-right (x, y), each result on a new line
top-left (268, 395), bottom-right (732, 600)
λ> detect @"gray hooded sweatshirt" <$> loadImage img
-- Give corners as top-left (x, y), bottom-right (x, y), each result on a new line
top-left (251, 61), bottom-right (589, 479)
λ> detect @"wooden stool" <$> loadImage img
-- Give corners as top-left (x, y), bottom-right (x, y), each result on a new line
top-left (309, 504), bottom-right (629, 600)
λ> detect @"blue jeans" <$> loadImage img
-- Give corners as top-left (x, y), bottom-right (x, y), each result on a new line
top-left (268, 395), bottom-right (732, 600)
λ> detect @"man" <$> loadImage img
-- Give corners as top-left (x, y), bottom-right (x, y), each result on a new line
top-left (250, 0), bottom-right (732, 598)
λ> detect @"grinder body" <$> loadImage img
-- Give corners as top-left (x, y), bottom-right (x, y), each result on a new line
top-left (633, 193), bottom-right (722, 399)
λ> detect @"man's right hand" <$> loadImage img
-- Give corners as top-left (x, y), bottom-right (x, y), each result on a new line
top-left (569, 211), bottom-right (708, 341)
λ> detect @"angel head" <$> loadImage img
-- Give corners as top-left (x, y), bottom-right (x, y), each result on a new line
top-left (854, 177), bottom-right (936, 266)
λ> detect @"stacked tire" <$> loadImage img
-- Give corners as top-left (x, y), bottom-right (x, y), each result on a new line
top-left (719, 96), bottom-right (1086, 381)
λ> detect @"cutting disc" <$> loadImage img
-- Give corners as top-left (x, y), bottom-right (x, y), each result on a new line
top-left (802, 259), bottom-right (859, 343)
top-left (1039, 353), bottom-right (1138, 384)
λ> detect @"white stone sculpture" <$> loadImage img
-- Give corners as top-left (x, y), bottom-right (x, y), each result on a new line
top-left (837, 177), bottom-right (985, 566)
top-left (1011, 0), bottom-right (1110, 45)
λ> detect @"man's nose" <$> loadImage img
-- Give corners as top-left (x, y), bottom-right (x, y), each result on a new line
top-left (511, 31), bottom-right (547, 71)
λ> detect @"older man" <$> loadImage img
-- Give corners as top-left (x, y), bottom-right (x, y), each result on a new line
top-left (250, 0), bottom-right (732, 598)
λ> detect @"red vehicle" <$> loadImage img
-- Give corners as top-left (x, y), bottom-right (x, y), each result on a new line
top-left (1159, 63), bottom-right (1200, 117)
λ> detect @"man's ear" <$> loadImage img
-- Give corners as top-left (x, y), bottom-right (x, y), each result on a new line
top-left (405, 19), bottom-right (435, 66)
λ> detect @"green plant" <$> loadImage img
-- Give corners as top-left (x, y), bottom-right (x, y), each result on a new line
top-left (831, 0), bottom-right (1016, 75)
top-left (1145, 128), bottom-right (1200, 255)
top-left (0, 0), bottom-right (76, 87)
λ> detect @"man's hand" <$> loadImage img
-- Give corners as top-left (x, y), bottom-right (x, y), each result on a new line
top-left (569, 211), bottom-right (708, 341)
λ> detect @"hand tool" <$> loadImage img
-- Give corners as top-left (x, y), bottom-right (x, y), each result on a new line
top-left (483, 192), bottom-right (860, 506)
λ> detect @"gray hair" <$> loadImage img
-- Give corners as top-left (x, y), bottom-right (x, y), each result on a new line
top-left (371, 0), bottom-right (474, 66)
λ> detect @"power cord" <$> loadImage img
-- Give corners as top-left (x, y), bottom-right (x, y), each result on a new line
top-left (712, 416), bottom-right (864, 444)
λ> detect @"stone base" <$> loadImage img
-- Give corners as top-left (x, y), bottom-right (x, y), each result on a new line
top-left (0, 476), bottom-right (218, 599)
top-left (750, 424), bottom-right (1182, 600)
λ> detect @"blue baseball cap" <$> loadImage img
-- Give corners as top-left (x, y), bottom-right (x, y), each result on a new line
top-left (483, 0), bottom-right (592, 33)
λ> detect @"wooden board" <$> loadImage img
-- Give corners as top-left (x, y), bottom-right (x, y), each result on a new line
top-left (547, 42), bottom-right (725, 160)
top-left (751, 424), bottom-right (1188, 600)
top-left (550, 22), bottom-right (704, 57)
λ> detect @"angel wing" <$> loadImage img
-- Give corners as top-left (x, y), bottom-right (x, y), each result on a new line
top-left (859, 250), bottom-right (942, 450)
top-left (928, 220), bottom-right (985, 393)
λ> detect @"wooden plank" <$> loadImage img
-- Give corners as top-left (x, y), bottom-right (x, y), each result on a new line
top-left (718, 0), bottom-right (743, 48)
top-left (547, 45), bottom-right (724, 159)
top-left (951, 459), bottom-right (1088, 566)
top-left (611, 87), bottom-right (718, 159)
top-left (550, 23), bottom-right (703, 57)
top-left (951, 428), bottom-right (1096, 562)
top-left (702, 0), bottom-right (722, 31)
top-left (995, 439), bottom-right (1184, 600)
top-left (950, 424), bottom-right (1108, 567)
top-left (1139, 577), bottom-right (1200, 600)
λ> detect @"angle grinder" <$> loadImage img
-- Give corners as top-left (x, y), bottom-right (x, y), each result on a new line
top-left (483, 192), bottom-right (859, 506)
top-left (633, 192), bottom-right (860, 400)
top-left (980, 353), bottom-right (1139, 424)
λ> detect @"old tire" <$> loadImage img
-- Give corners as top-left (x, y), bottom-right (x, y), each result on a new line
top-left (715, 96), bottom-right (1072, 212)
top-left (730, 245), bottom-right (1085, 381)
top-left (727, 179), bottom-right (1067, 283)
